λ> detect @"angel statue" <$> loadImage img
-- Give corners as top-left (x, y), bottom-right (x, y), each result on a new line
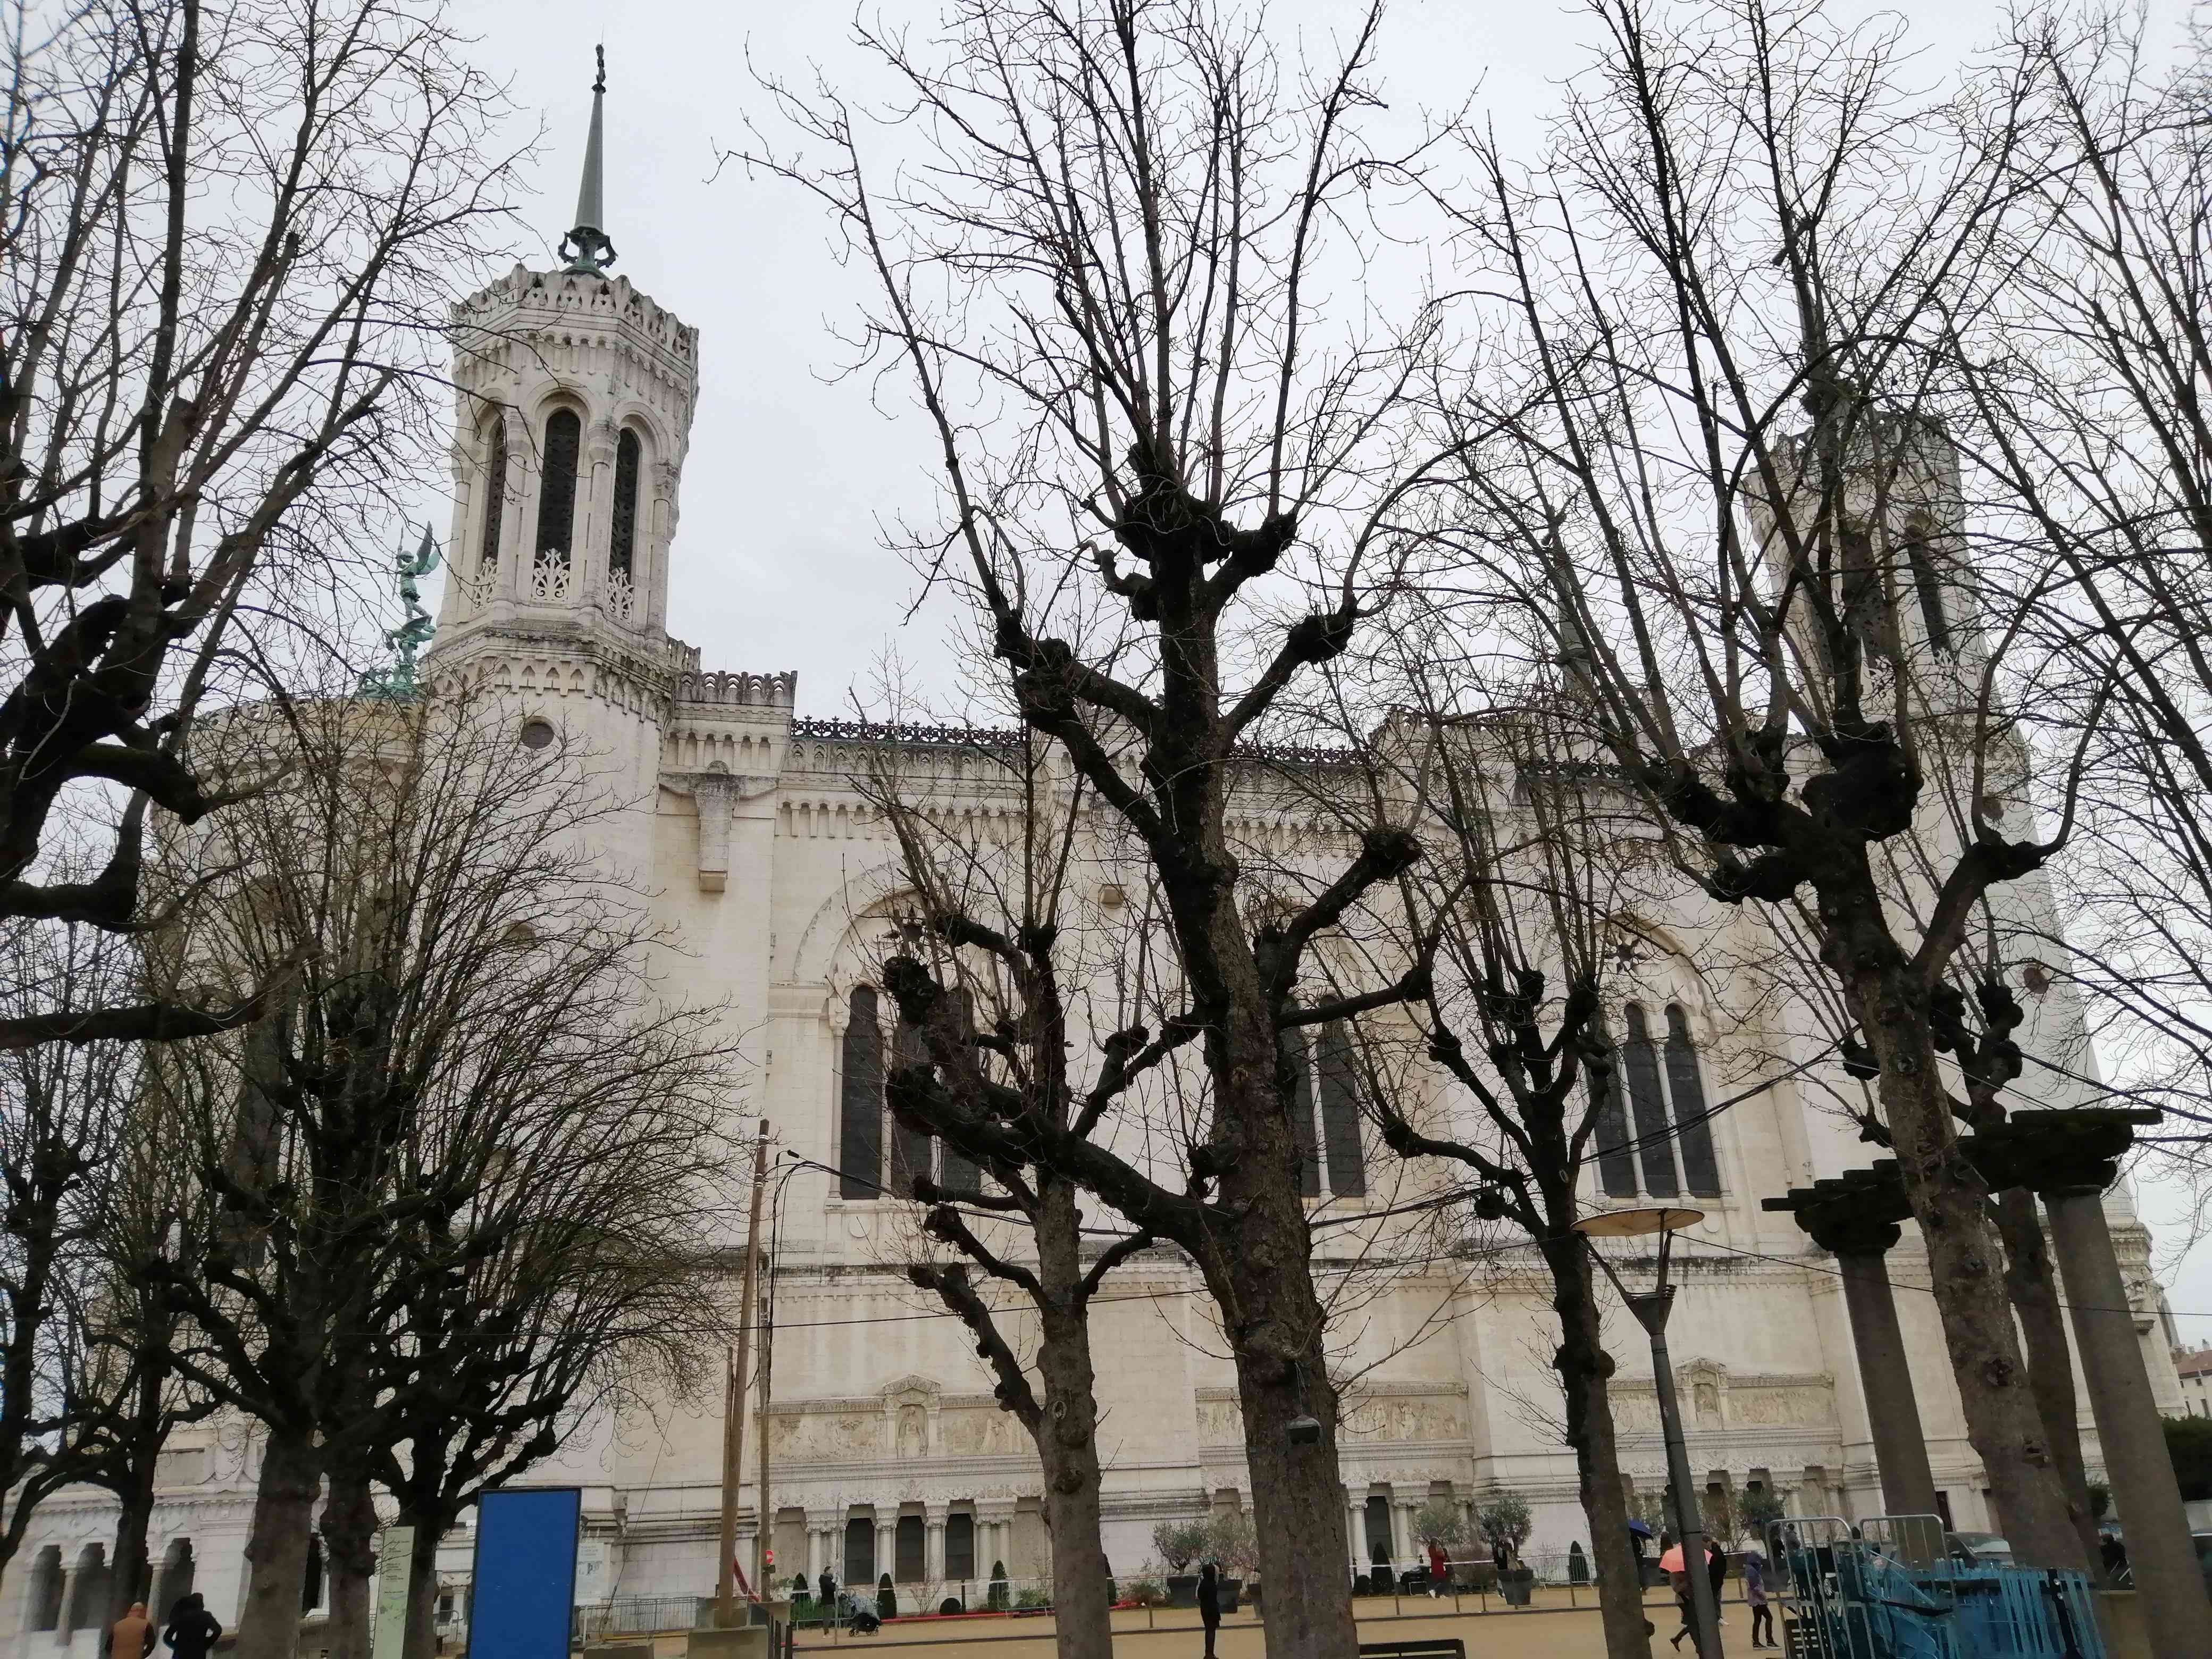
top-left (360, 523), bottom-right (442, 698)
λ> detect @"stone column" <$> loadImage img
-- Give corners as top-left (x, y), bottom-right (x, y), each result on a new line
top-left (925, 1506), bottom-right (947, 1586)
top-left (1822, 1218), bottom-right (1940, 1518)
top-left (1345, 1494), bottom-right (1364, 1570)
top-left (878, 1522), bottom-right (895, 1591)
top-left (2046, 1185), bottom-right (2212, 1658)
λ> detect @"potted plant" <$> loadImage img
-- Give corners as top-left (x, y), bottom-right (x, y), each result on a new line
top-left (1205, 1511), bottom-right (1258, 1613)
top-left (1478, 1492), bottom-right (1536, 1606)
top-left (1153, 1519), bottom-right (1211, 1607)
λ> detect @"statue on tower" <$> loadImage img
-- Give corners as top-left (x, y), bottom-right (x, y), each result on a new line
top-left (361, 523), bottom-right (441, 699)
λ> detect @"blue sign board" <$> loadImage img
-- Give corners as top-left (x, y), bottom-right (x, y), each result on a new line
top-left (467, 1487), bottom-right (582, 1658)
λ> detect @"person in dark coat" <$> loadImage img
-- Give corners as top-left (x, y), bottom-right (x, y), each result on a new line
top-left (1706, 1540), bottom-right (1728, 1627)
top-left (1197, 1561), bottom-right (1222, 1659)
top-left (162, 1594), bottom-right (221, 1659)
top-left (818, 1568), bottom-right (839, 1628)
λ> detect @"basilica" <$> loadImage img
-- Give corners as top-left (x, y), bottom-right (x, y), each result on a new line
top-left (1, 75), bottom-right (2188, 1656)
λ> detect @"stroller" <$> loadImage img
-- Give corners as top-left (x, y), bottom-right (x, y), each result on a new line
top-left (836, 1591), bottom-right (882, 1635)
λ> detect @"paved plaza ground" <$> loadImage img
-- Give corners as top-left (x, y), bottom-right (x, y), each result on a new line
top-left (766, 1587), bottom-right (1770, 1659)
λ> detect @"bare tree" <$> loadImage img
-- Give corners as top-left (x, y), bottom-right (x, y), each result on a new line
top-left (853, 731), bottom-right (1169, 1659)
top-left (0, 0), bottom-right (518, 1040)
top-left (84, 1087), bottom-right (219, 1634)
top-left (0, 919), bottom-right (148, 1590)
top-left (1344, 669), bottom-right (1694, 1659)
top-left (1947, 10), bottom-right (2212, 1198)
top-left (1428, 0), bottom-right (2105, 1569)
top-left (145, 688), bottom-right (741, 1659)
top-left (742, 3), bottom-right (1460, 1643)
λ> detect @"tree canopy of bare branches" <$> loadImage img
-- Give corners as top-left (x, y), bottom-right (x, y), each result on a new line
top-left (145, 689), bottom-right (740, 1659)
top-left (1419, 0), bottom-right (2139, 1573)
top-left (741, 3), bottom-right (1463, 1645)
top-left (0, 0), bottom-right (519, 1040)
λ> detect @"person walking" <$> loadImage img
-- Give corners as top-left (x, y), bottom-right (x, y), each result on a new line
top-left (1744, 1551), bottom-right (1774, 1649)
top-left (162, 1593), bottom-right (221, 1659)
top-left (1197, 1561), bottom-right (1222, 1659)
top-left (1660, 1543), bottom-right (1693, 1650)
top-left (1426, 1536), bottom-right (1448, 1598)
top-left (817, 1566), bottom-right (839, 1630)
top-left (107, 1601), bottom-right (155, 1658)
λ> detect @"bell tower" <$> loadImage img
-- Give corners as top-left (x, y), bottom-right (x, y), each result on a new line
top-left (426, 50), bottom-right (698, 796)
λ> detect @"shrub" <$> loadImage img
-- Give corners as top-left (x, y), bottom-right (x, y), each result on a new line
top-left (1413, 1498), bottom-right (1467, 1549)
top-left (1152, 1520), bottom-right (1212, 1573)
top-left (1015, 1585), bottom-right (1051, 1610)
top-left (1738, 1487), bottom-right (1786, 1545)
top-left (877, 1574), bottom-right (897, 1620)
top-left (986, 1561), bottom-right (1010, 1611)
top-left (1476, 1492), bottom-right (1534, 1567)
top-left (1127, 1578), bottom-right (1166, 1606)
top-left (1205, 1511), bottom-right (1260, 1576)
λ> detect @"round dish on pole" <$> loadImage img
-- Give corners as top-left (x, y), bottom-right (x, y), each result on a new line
top-left (1570, 1205), bottom-right (1705, 1238)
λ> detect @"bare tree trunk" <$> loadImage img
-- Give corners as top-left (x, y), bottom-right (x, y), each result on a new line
top-left (397, 1510), bottom-right (446, 1659)
top-left (105, 1470), bottom-right (156, 1630)
top-left (1993, 1188), bottom-right (2102, 1576)
top-left (321, 1462), bottom-right (377, 1659)
top-left (1209, 1001), bottom-right (1361, 1659)
top-left (1856, 967), bottom-right (2083, 1570)
top-left (1031, 1186), bottom-right (1113, 1659)
top-left (234, 1428), bottom-right (322, 1659)
top-left (1545, 1235), bottom-right (1653, 1657)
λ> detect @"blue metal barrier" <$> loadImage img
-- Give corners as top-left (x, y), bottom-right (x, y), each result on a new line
top-left (1772, 1515), bottom-right (2105, 1659)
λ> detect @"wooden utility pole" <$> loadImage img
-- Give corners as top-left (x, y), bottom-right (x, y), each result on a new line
top-left (717, 1121), bottom-right (770, 1628)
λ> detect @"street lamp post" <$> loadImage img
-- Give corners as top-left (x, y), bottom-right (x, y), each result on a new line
top-left (1573, 1205), bottom-right (1721, 1659)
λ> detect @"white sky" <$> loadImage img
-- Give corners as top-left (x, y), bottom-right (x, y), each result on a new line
top-left (432, 0), bottom-right (2212, 1344)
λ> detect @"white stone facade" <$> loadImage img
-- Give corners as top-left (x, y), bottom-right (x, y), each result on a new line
top-left (3, 249), bottom-right (2187, 1649)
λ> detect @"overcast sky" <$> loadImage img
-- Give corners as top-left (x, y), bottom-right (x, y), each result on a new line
top-left (432, 0), bottom-right (2212, 1350)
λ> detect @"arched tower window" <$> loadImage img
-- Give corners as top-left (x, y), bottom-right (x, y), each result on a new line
top-left (1899, 522), bottom-right (1952, 655)
top-left (477, 414), bottom-right (508, 573)
top-left (534, 408), bottom-right (581, 570)
top-left (609, 427), bottom-right (641, 581)
top-left (839, 986), bottom-right (884, 1199)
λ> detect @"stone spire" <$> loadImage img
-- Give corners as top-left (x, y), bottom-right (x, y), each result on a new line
top-left (560, 46), bottom-right (617, 275)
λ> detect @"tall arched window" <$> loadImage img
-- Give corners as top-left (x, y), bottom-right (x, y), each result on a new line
top-left (477, 414), bottom-right (508, 572)
top-left (1899, 523), bottom-right (1952, 654)
top-left (839, 987), bottom-right (884, 1199)
top-left (1586, 1017), bottom-right (1639, 1197)
top-left (1280, 1019), bottom-right (1321, 1197)
top-left (609, 427), bottom-right (641, 580)
top-left (1589, 1002), bottom-right (1722, 1201)
top-left (1278, 1015), bottom-right (1366, 1200)
top-left (1314, 1020), bottom-right (1367, 1197)
top-left (534, 409), bottom-right (581, 568)
top-left (1664, 1005), bottom-right (1722, 1197)
top-left (889, 1016), bottom-right (933, 1197)
top-left (1621, 1004), bottom-right (1678, 1198)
